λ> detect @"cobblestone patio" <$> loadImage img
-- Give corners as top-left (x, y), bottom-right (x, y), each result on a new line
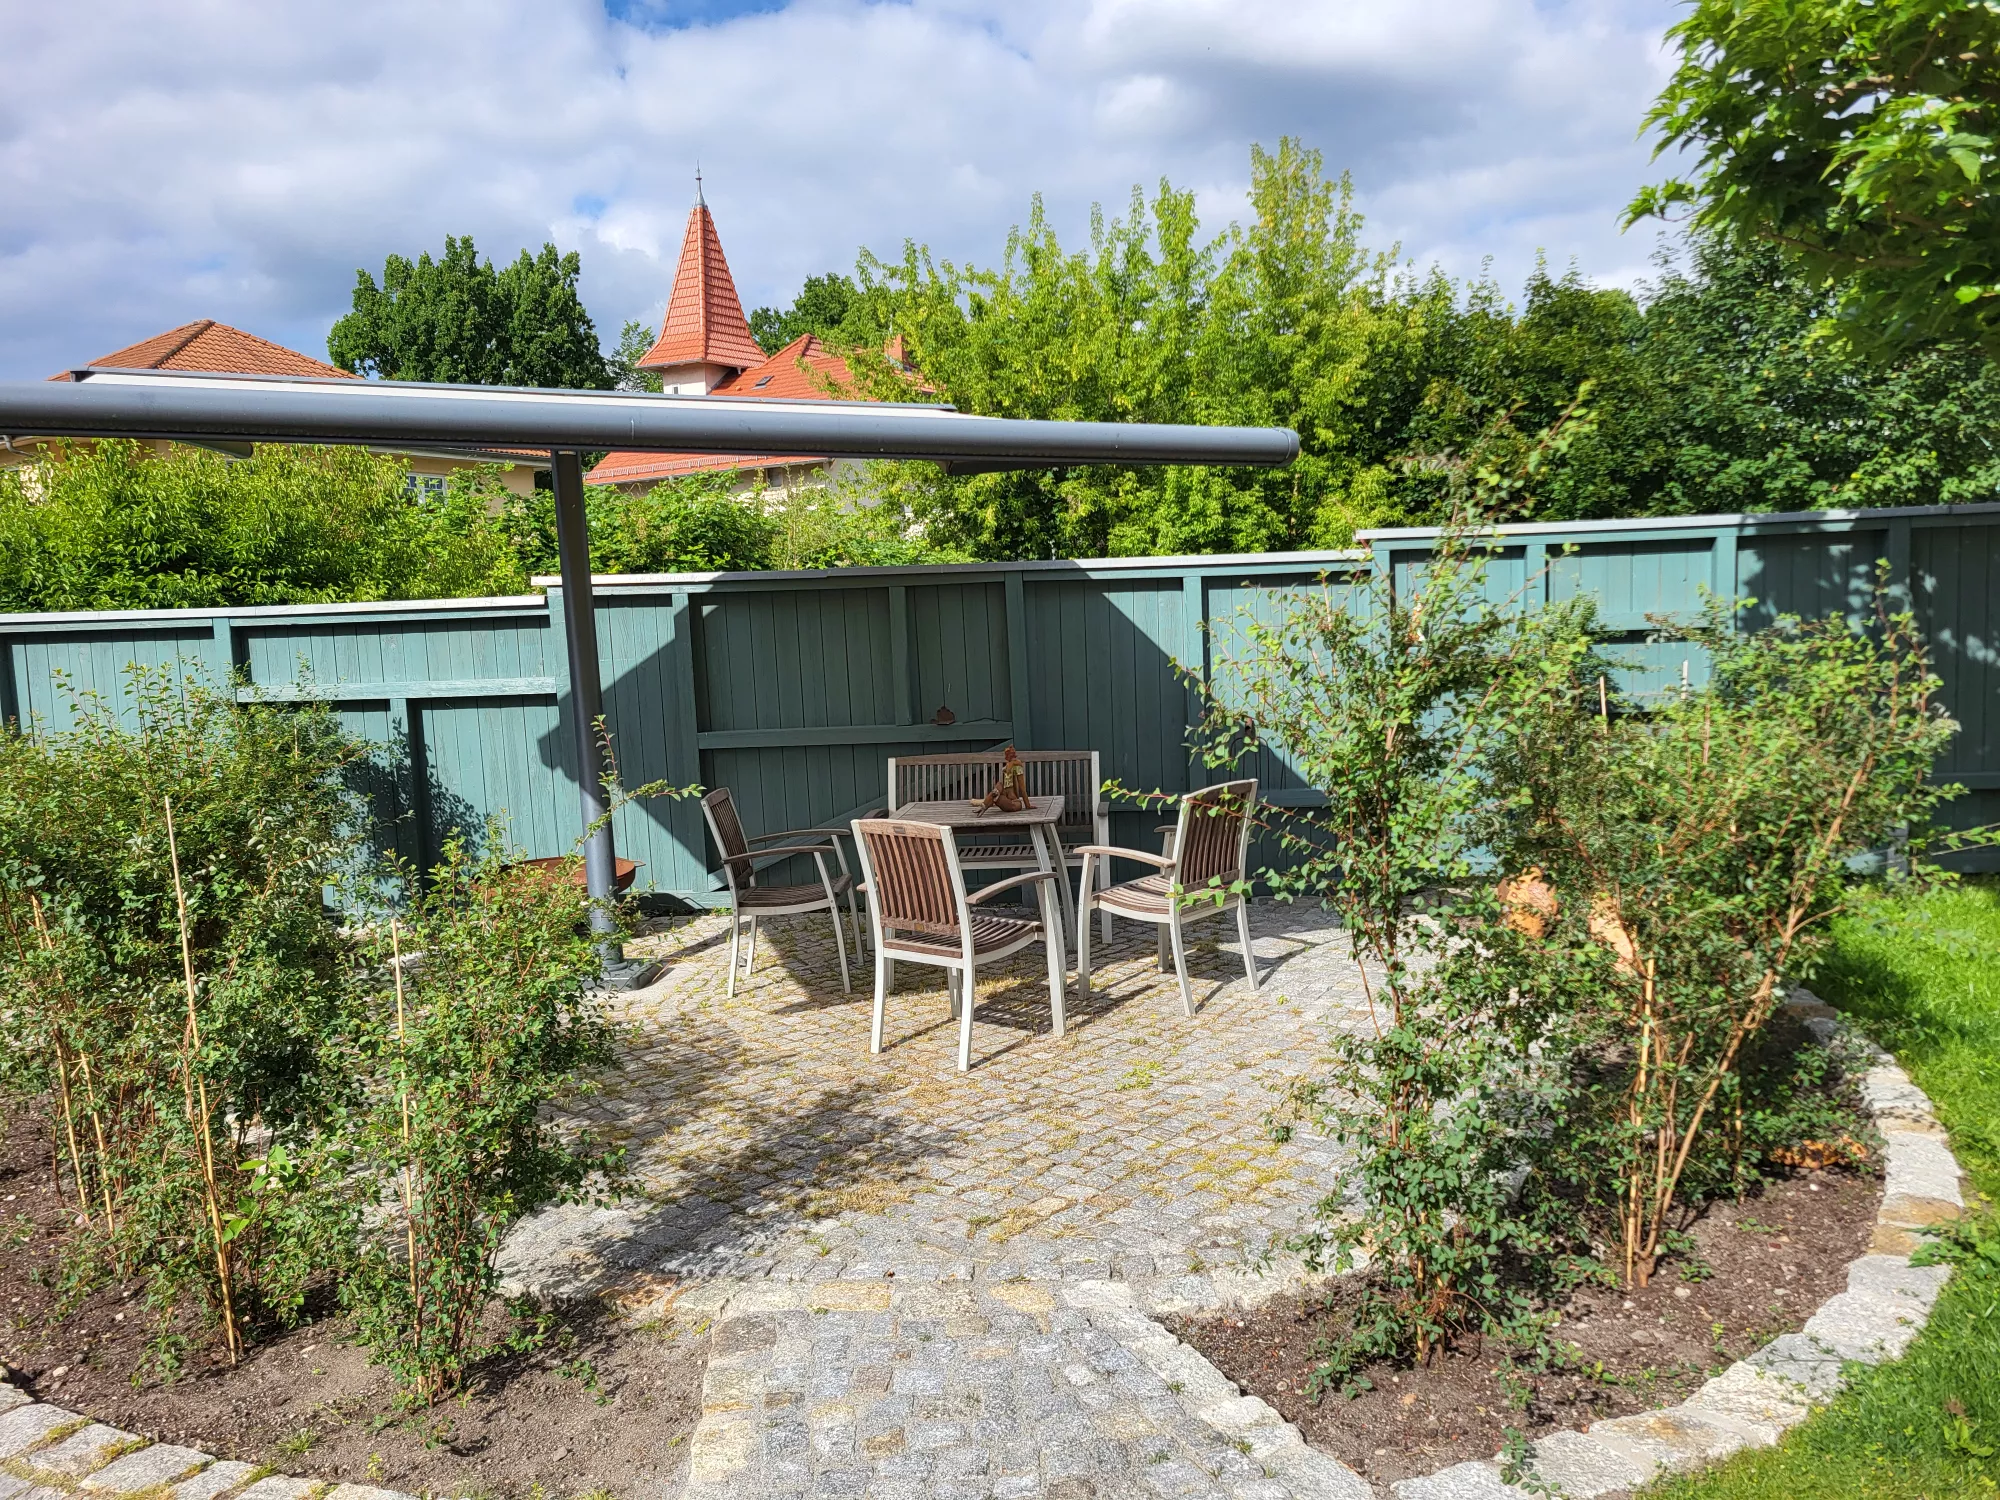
top-left (498, 901), bottom-right (1379, 1499)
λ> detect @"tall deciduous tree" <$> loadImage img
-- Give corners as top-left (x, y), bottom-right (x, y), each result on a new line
top-left (1629, 0), bottom-right (2000, 359)
top-left (328, 236), bottom-right (611, 388)
top-left (749, 272), bottom-right (862, 352)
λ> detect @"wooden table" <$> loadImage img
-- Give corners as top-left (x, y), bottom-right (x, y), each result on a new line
top-left (891, 794), bottom-right (1076, 959)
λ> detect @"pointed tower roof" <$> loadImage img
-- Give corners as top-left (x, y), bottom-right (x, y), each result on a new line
top-left (637, 202), bottom-right (766, 373)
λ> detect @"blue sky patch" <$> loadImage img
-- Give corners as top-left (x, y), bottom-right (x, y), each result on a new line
top-left (603, 0), bottom-right (789, 30)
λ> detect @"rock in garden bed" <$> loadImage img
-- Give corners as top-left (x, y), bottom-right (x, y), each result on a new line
top-left (1166, 1164), bottom-right (1881, 1490)
top-left (0, 1111), bottom-right (703, 1499)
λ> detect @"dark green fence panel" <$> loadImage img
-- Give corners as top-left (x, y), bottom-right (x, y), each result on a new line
top-left (4, 503), bottom-right (1998, 896)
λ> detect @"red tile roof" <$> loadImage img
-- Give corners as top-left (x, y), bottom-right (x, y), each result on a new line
top-left (586, 334), bottom-right (854, 488)
top-left (51, 320), bottom-right (357, 381)
top-left (636, 205), bottom-right (767, 374)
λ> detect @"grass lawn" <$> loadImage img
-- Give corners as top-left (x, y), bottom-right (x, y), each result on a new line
top-left (1648, 877), bottom-right (2000, 1499)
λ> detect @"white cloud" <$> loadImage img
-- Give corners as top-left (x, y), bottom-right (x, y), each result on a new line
top-left (0, 0), bottom-right (1679, 380)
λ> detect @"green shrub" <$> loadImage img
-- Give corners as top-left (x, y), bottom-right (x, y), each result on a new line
top-left (1503, 595), bottom-right (1959, 1286)
top-left (500, 471), bottom-right (776, 575)
top-left (0, 441), bottom-right (527, 612)
top-left (1190, 512), bottom-right (1602, 1377)
top-left (1208, 521), bottom-right (1960, 1390)
top-left (0, 668), bottom-right (366, 1352)
top-left (345, 834), bottom-right (623, 1402)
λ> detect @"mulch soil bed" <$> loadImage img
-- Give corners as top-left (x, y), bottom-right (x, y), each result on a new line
top-left (1169, 1164), bottom-right (1881, 1490)
top-left (0, 1112), bottom-right (703, 1500)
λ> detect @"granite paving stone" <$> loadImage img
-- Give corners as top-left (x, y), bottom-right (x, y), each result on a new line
top-left (27, 1423), bottom-right (142, 1479)
top-left (164, 1460), bottom-right (261, 1500)
top-left (78, 1444), bottom-right (214, 1494)
top-left (0, 1406), bottom-right (82, 1462)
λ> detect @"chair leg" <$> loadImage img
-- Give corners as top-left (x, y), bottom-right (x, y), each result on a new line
top-left (1168, 915), bottom-right (1195, 1017)
top-left (957, 961), bottom-right (977, 1071)
top-left (870, 949), bottom-right (888, 1054)
top-left (1156, 922), bottom-right (1170, 972)
top-left (1235, 899), bottom-right (1259, 993)
top-left (831, 902), bottom-right (852, 995)
top-left (848, 890), bottom-right (866, 961)
top-left (746, 917), bottom-right (760, 975)
top-left (725, 912), bottom-right (742, 1001)
top-left (1075, 895), bottom-right (1093, 1002)
top-left (946, 968), bottom-right (959, 1019)
top-left (1043, 886), bottom-right (1067, 1040)
top-left (1098, 857), bottom-right (1112, 944)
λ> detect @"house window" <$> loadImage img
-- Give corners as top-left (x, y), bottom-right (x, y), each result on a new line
top-left (405, 473), bottom-right (447, 501)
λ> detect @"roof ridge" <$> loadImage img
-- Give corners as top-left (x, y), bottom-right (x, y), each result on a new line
top-left (140, 319), bottom-right (216, 368)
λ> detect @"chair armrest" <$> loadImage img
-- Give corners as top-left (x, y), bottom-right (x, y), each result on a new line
top-left (967, 870), bottom-right (1058, 905)
top-left (1097, 799), bottom-right (1111, 817)
top-left (1074, 844), bottom-right (1175, 869)
top-left (748, 843), bottom-right (842, 862)
top-left (747, 827), bottom-right (844, 844)
top-left (1154, 824), bottom-right (1177, 834)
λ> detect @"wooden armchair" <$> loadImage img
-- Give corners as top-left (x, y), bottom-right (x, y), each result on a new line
top-left (1074, 779), bottom-right (1261, 1016)
top-left (701, 787), bottom-right (862, 1000)
top-left (850, 817), bottom-right (1067, 1072)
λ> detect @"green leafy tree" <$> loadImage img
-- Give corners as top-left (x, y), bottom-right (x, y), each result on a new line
top-left (1630, 0), bottom-right (2000, 358)
top-left (329, 236), bottom-right (611, 388)
top-left (608, 318), bottom-right (664, 393)
top-left (1611, 235), bottom-right (2000, 514)
top-left (749, 272), bottom-right (860, 352)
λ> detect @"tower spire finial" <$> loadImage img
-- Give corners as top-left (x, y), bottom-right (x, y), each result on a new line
top-left (695, 163), bottom-right (704, 208)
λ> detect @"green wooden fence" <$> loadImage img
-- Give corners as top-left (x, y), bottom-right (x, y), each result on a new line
top-left (5, 500), bottom-right (1997, 897)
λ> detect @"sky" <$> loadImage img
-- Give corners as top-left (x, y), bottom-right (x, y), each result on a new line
top-left (0, 0), bottom-right (1684, 382)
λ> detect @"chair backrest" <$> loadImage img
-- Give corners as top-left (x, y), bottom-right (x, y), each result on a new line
top-left (888, 749), bottom-right (1101, 837)
top-left (852, 818), bottom-right (966, 938)
top-left (1174, 779), bottom-right (1259, 891)
top-left (700, 787), bottom-right (755, 890)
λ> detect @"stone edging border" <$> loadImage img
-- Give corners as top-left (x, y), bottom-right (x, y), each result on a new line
top-left (0, 1385), bottom-right (411, 1500)
top-left (1084, 989), bottom-right (1970, 1499)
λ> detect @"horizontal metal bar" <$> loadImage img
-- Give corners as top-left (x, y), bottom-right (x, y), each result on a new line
top-left (1361, 500), bottom-right (2000, 545)
top-left (1938, 771), bottom-right (2000, 789)
top-left (0, 595), bottom-right (550, 632)
top-left (237, 677), bottom-right (558, 702)
top-left (549, 548), bottom-right (1369, 592)
top-left (3, 375), bottom-right (1300, 468)
top-left (1260, 789), bottom-right (1331, 807)
top-left (696, 721), bottom-right (1012, 751)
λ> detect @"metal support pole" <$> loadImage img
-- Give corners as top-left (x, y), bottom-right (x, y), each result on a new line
top-left (551, 447), bottom-right (660, 990)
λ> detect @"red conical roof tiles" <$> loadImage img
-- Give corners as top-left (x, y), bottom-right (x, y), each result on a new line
top-left (637, 205), bottom-right (766, 374)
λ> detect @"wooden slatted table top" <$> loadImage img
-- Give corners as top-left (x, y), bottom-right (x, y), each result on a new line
top-left (889, 794), bottom-right (1066, 829)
